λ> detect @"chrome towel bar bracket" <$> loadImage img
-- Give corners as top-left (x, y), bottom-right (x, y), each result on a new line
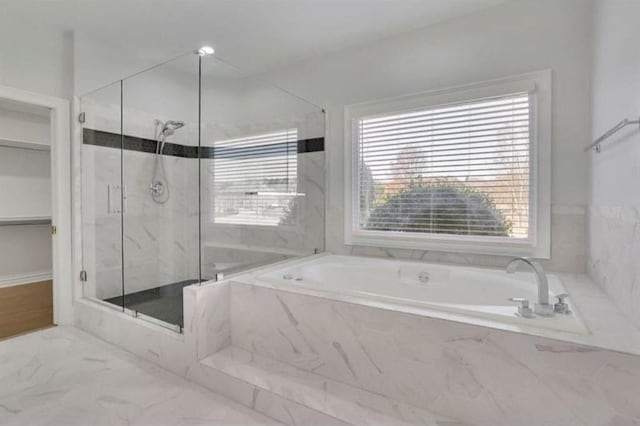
top-left (585, 116), bottom-right (640, 153)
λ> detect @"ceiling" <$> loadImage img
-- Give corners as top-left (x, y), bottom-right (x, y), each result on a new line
top-left (1, 0), bottom-right (508, 75)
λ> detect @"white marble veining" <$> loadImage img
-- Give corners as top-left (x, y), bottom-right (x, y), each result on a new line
top-left (75, 293), bottom-right (363, 425)
top-left (72, 257), bottom-right (640, 426)
top-left (229, 277), bottom-right (640, 426)
top-left (81, 137), bottom-right (325, 303)
top-left (250, 254), bottom-right (589, 335)
top-left (588, 205), bottom-right (640, 329)
top-left (183, 283), bottom-right (231, 360)
top-left (201, 345), bottom-right (462, 426)
top-left (0, 326), bottom-right (279, 426)
top-left (82, 145), bottom-right (199, 300)
top-left (200, 150), bottom-right (326, 258)
top-left (236, 254), bottom-right (640, 355)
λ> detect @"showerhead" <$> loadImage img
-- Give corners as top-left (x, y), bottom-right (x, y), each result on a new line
top-left (161, 120), bottom-right (185, 137)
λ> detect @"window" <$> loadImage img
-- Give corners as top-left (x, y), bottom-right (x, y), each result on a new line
top-left (345, 72), bottom-right (551, 257)
top-left (210, 129), bottom-right (298, 226)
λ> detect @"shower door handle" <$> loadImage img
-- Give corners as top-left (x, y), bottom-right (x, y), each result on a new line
top-left (107, 184), bottom-right (127, 215)
top-left (121, 184), bottom-right (127, 214)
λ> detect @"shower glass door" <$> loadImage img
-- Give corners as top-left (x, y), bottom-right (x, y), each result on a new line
top-left (80, 81), bottom-right (124, 310)
top-left (79, 49), bottom-right (325, 332)
top-left (120, 54), bottom-right (200, 330)
top-left (199, 56), bottom-right (326, 279)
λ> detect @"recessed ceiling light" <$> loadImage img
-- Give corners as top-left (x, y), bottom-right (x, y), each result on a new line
top-left (196, 46), bottom-right (215, 56)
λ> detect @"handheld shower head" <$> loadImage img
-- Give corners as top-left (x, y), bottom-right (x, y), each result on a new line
top-left (151, 119), bottom-right (184, 204)
top-left (161, 120), bottom-right (185, 136)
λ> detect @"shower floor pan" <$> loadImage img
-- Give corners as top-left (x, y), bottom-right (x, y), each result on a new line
top-left (103, 279), bottom-right (198, 329)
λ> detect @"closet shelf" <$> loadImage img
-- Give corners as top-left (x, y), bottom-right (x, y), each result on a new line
top-left (0, 216), bottom-right (52, 226)
top-left (0, 137), bottom-right (50, 151)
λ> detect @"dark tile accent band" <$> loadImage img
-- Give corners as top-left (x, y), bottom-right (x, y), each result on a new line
top-left (298, 137), bottom-right (324, 153)
top-left (83, 128), bottom-right (324, 159)
top-left (83, 128), bottom-right (199, 158)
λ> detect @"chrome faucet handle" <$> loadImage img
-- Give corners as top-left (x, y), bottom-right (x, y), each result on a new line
top-left (534, 303), bottom-right (555, 317)
top-left (554, 293), bottom-right (571, 314)
top-left (509, 297), bottom-right (535, 318)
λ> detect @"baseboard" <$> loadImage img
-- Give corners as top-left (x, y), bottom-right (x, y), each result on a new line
top-left (0, 271), bottom-right (52, 288)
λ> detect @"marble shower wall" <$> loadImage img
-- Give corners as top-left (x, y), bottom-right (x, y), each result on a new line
top-left (81, 144), bottom-right (122, 299)
top-left (81, 133), bottom-right (326, 299)
top-left (122, 149), bottom-right (199, 295)
top-left (80, 92), bottom-right (200, 299)
top-left (588, 0), bottom-right (640, 329)
top-left (81, 143), bottom-right (199, 299)
top-left (229, 281), bottom-right (640, 426)
top-left (200, 149), bottom-right (326, 260)
top-left (79, 76), bottom-right (326, 300)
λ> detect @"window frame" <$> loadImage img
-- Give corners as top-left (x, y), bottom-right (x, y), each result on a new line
top-left (344, 70), bottom-right (551, 258)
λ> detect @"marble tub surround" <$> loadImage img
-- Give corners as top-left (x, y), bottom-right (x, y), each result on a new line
top-left (0, 326), bottom-right (280, 426)
top-left (228, 279), bottom-right (640, 426)
top-left (200, 245), bottom-right (292, 281)
top-left (75, 286), bottom-right (376, 426)
top-left (200, 346), bottom-right (461, 426)
top-left (73, 258), bottom-right (640, 426)
top-left (236, 254), bottom-right (640, 355)
top-left (76, 285), bottom-right (464, 426)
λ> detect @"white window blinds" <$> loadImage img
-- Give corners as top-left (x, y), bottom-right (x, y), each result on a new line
top-left (356, 93), bottom-right (532, 240)
top-left (210, 129), bottom-right (298, 226)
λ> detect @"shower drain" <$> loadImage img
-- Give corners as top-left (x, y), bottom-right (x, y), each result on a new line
top-left (282, 273), bottom-right (303, 282)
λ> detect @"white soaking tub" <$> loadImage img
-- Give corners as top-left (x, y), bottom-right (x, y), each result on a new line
top-left (251, 254), bottom-right (589, 335)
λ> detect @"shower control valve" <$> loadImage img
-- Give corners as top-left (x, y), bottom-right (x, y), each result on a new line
top-left (150, 181), bottom-right (164, 194)
top-left (509, 297), bottom-right (535, 318)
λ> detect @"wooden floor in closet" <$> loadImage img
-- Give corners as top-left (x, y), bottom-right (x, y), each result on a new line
top-left (0, 280), bottom-right (54, 340)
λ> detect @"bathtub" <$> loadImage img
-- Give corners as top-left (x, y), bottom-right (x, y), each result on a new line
top-left (250, 254), bottom-right (589, 335)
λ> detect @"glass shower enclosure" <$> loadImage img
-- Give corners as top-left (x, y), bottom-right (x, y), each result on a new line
top-left (79, 51), bottom-right (325, 331)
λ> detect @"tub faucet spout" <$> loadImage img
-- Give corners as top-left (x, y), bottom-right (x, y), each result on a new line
top-left (506, 257), bottom-right (554, 316)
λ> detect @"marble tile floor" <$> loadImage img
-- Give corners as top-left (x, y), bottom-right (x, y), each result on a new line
top-left (0, 326), bottom-right (282, 426)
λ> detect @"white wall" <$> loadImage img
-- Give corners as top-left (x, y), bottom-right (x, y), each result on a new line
top-left (73, 0), bottom-right (594, 273)
top-left (0, 103), bottom-right (53, 288)
top-left (589, 0), bottom-right (640, 328)
top-left (74, 32), bottom-right (170, 97)
top-left (0, 18), bottom-right (71, 287)
top-left (263, 0), bottom-right (593, 272)
top-left (0, 224), bottom-right (52, 286)
top-left (0, 18), bottom-right (73, 99)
